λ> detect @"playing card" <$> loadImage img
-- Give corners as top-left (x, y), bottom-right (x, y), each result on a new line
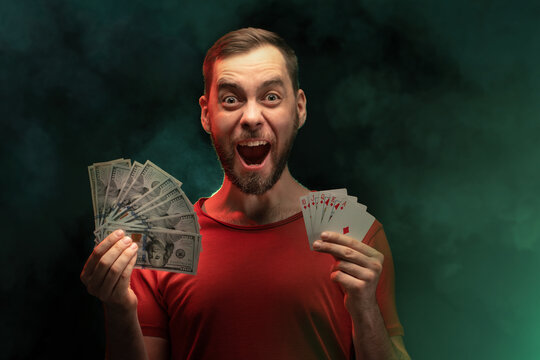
top-left (299, 195), bottom-right (313, 244)
top-left (307, 192), bottom-right (318, 240)
top-left (324, 201), bottom-right (374, 243)
top-left (300, 189), bottom-right (347, 246)
top-left (322, 195), bottom-right (359, 228)
top-left (312, 191), bottom-right (330, 237)
top-left (300, 189), bottom-right (374, 250)
top-left (312, 189), bottom-right (347, 240)
top-left (309, 192), bottom-right (318, 224)
top-left (320, 193), bottom-right (340, 227)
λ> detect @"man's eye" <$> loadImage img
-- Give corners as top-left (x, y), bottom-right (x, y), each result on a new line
top-left (223, 96), bottom-right (237, 104)
top-left (265, 93), bottom-right (279, 101)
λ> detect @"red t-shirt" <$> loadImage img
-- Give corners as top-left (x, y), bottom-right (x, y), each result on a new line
top-left (131, 198), bottom-right (403, 359)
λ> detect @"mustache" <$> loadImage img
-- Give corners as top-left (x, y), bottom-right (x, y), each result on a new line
top-left (235, 130), bottom-right (269, 142)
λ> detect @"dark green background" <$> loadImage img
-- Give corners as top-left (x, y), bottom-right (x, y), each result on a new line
top-left (2, 0), bottom-right (539, 359)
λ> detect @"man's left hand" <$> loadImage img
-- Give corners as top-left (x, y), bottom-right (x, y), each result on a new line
top-left (313, 231), bottom-right (383, 316)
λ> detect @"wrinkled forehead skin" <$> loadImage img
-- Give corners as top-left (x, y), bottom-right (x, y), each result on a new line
top-left (208, 45), bottom-right (296, 97)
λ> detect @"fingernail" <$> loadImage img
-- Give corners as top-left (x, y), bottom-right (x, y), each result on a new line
top-left (130, 243), bottom-right (138, 250)
top-left (321, 232), bottom-right (329, 239)
top-left (115, 229), bottom-right (124, 237)
top-left (122, 236), bottom-right (132, 244)
top-left (313, 240), bottom-right (322, 249)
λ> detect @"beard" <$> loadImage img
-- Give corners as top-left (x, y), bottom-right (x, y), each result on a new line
top-left (210, 114), bottom-right (299, 195)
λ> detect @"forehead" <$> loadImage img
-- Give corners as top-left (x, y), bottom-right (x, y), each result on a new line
top-left (212, 46), bottom-right (291, 90)
top-left (148, 242), bottom-right (164, 249)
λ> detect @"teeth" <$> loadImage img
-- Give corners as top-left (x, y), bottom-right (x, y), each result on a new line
top-left (239, 140), bottom-right (268, 147)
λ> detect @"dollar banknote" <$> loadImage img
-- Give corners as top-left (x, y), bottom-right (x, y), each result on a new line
top-left (116, 160), bottom-right (182, 211)
top-left (111, 178), bottom-right (180, 222)
top-left (139, 213), bottom-right (200, 233)
top-left (107, 160), bottom-right (144, 220)
top-left (99, 226), bottom-right (201, 275)
top-left (101, 164), bottom-right (131, 226)
top-left (120, 187), bottom-right (192, 223)
top-left (88, 158), bottom-right (130, 227)
top-left (94, 159), bottom-right (131, 224)
top-left (88, 165), bottom-right (98, 228)
top-left (88, 158), bottom-right (201, 274)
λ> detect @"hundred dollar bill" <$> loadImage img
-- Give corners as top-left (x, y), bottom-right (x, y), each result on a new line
top-left (107, 213), bottom-right (200, 233)
top-left (140, 213), bottom-right (200, 233)
top-left (89, 158), bottom-right (202, 273)
top-left (107, 161), bottom-right (144, 220)
top-left (100, 220), bottom-right (147, 230)
top-left (115, 160), bottom-right (182, 213)
top-left (100, 227), bottom-right (201, 274)
top-left (121, 187), bottom-right (193, 223)
top-left (110, 178), bottom-right (180, 222)
top-left (111, 161), bottom-right (144, 207)
top-left (93, 159), bottom-right (131, 225)
top-left (100, 213), bottom-right (201, 249)
top-left (100, 213), bottom-right (199, 234)
top-left (88, 165), bottom-right (98, 228)
top-left (101, 164), bottom-right (131, 226)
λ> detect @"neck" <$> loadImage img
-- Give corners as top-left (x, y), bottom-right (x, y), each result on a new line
top-left (203, 166), bottom-right (310, 225)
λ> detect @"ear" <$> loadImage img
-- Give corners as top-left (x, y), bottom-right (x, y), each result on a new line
top-left (199, 95), bottom-right (211, 134)
top-left (295, 89), bottom-right (307, 129)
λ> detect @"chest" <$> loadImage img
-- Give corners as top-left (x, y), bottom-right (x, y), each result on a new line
top-left (160, 223), bottom-right (342, 322)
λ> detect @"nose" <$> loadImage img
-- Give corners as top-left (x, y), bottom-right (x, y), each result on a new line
top-left (240, 100), bottom-right (263, 131)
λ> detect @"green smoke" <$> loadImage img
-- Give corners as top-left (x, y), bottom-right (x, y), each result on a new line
top-left (1, 0), bottom-right (539, 358)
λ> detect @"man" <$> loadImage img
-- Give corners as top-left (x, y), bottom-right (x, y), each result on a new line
top-left (144, 236), bottom-right (174, 268)
top-left (81, 27), bottom-right (410, 359)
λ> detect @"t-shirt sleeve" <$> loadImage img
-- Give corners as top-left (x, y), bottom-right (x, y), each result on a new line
top-left (130, 269), bottom-right (169, 339)
top-left (363, 221), bottom-right (405, 337)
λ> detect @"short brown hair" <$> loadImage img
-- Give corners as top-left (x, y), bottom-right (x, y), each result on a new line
top-left (202, 27), bottom-right (299, 96)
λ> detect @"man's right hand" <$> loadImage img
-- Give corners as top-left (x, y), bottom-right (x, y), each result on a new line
top-left (80, 229), bottom-right (139, 311)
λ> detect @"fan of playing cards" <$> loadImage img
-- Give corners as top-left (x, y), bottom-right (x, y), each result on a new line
top-left (300, 189), bottom-right (375, 249)
top-left (88, 158), bottom-right (201, 274)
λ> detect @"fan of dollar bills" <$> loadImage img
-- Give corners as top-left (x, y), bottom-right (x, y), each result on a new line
top-left (88, 158), bottom-right (201, 274)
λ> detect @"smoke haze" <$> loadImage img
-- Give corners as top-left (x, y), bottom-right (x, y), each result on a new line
top-left (1, 0), bottom-right (539, 358)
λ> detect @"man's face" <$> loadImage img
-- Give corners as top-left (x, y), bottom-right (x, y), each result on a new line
top-left (147, 242), bottom-right (168, 267)
top-left (200, 45), bottom-right (306, 195)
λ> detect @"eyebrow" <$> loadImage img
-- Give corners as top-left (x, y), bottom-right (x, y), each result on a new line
top-left (217, 81), bottom-right (240, 93)
top-left (216, 77), bottom-right (286, 93)
top-left (261, 78), bottom-right (285, 89)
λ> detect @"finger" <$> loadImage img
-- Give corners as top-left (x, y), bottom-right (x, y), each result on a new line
top-left (81, 229), bottom-right (125, 282)
top-left (112, 246), bottom-right (138, 296)
top-left (332, 260), bottom-right (380, 282)
top-left (331, 269), bottom-right (366, 291)
top-left (320, 231), bottom-right (382, 260)
top-left (321, 231), bottom-right (380, 257)
top-left (314, 240), bottom-right (379, 270)
top-left (85, 236), bottom-right (134, 294)
top-left (100, 242), bottom-right (138, 300)
top-left (331, 268), bottom-right (377, 294)
top-left (331, 270), bottom-right (380, 310)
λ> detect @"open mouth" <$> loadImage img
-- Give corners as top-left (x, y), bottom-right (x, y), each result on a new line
top-left (236, 140), bottom-right (271, 166)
